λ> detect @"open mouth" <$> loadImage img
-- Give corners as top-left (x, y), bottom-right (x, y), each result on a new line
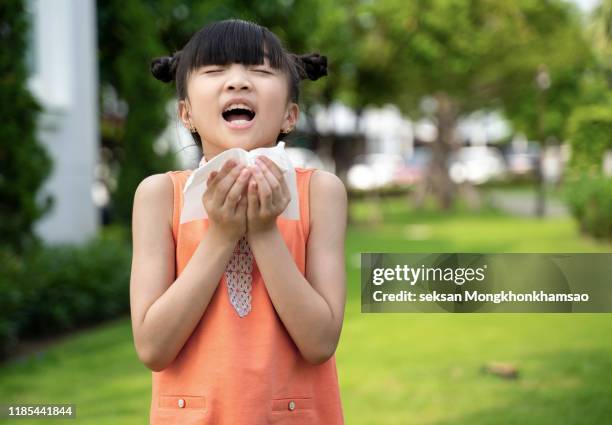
top-left (222, 107), bottom-right (256, 125)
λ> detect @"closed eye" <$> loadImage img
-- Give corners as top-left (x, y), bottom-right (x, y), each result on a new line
top-left (252, 69), bottom-right (273, 74)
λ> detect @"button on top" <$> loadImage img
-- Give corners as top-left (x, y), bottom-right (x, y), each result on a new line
top-left (178, 398), bottom-right (186, 408)
top-left (288, 400), bottom-right (296, 411)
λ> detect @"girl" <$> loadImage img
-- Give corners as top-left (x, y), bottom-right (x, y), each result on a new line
top-left (130, 19), bottom-right (347, 424)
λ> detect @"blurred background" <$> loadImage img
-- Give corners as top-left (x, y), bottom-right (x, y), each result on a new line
top-left (1, 0), bottom-right (612, 424)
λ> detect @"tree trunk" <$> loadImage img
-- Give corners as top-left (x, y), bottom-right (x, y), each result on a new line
top-left (534, 153), bottom-right (546, 217)
top-left (429, 93), bottom-right (460, 210)
top-left (534, 87), bottom-right (548, 218)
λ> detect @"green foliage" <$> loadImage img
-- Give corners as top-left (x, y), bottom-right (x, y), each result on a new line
top-left (588, 0), bottom-right (612, 74)
top-left (0, 247), bottom-right (24, 359)
top-left (0, 0), bottom-right (53, 255)
top-left (564, 105), bottom-right (612, 240)
top-left (564, 175), bottom-right (612, 240)
top-left (311, 0), bottom-right (590, 122)
top-left (567, 104), bottom-right (612, 175)
top-left (0, 237), bottom-right (131, 360)
top-left (98, 0), bottom-right (178, 226)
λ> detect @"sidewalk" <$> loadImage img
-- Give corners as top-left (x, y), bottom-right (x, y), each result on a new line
top-left (485, 189), bottom-right (569, 217)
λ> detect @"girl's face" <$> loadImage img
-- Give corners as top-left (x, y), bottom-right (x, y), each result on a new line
top-left (179, 56), bottom-right (298, 161)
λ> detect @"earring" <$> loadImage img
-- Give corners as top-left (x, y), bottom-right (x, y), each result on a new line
top-left (188, 121), bottom-right (196, 133)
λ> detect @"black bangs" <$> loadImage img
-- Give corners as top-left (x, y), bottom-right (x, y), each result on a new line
top-left (186, 19), bottom-right (289, 72)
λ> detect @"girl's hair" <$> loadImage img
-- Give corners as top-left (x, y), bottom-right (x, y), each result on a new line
top-left (150, 18), bottom-right (328, 152)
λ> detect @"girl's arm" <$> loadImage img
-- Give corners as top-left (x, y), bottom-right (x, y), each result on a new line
top-left (248, 170), bottom-right (347, 365)
top-left (129, 174), bottom-right (238, 371)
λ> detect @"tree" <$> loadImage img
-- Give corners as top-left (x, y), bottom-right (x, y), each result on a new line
top-left (98, 0), bottom-right (178, 227)
top-left (309, 0), bottom-right (592, 210)
top-left (588, 0), bottom-right (612, 83)
top-left (0, 0), bottom-right (53, 254)
top-left (561, 0), bottom-right (612, 240)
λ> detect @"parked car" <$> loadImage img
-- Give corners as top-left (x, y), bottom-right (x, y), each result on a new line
top-left (347, 153), bottom-right (404, 190)
top-left (504, 142), bottom-right (540, 176)
top-left (448, 146), bottom-right (507, 185)
top-left (394, 147), bottom-right (432, 185)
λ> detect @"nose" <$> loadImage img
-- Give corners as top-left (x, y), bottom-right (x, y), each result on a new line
top-left (223, 64), bottom-right (252, 92)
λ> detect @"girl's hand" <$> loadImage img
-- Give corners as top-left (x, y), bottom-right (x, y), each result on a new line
top-left (202, 159), bottom-right (251, 243)
top-left (246, 156), bottom-right (291, 236)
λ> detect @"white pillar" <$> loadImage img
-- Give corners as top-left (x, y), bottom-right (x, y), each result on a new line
top-left (28, 0), bottom-right (99, 244)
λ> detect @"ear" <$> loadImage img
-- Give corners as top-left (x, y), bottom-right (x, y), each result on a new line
top-left (178, 98), bottom-right (192, 129)
top-left (281, 102), bottom-right (299, 132)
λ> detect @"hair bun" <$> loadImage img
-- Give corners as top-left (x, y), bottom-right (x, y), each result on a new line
top-left (296, 53), bottom-right (328, 81)
top-left (150, 51), bottom-right (181, 83)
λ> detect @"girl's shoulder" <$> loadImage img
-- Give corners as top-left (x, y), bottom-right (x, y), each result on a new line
top-left (307, 168), bottom-right (346, 197)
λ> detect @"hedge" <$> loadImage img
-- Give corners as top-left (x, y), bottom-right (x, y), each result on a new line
top-left (0, 237), bottom-right (131, 361)
top-left (564, 104), bottom-right (612, 240)
top-left (566, 104), bottom-right (612, 177)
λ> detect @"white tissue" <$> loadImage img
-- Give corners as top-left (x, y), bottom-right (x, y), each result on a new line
top-left (180, 141), bottom-right (299, 224)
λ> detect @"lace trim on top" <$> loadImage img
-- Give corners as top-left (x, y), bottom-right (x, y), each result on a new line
top-left (225, 235), bottom-right (254, 317)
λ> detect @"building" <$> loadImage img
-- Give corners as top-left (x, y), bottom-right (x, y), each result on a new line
top-left (26, 0), bottom-right (99, 244)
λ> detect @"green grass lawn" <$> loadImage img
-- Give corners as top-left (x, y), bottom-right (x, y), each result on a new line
top-left (1, 196), bottom-right (611, 425)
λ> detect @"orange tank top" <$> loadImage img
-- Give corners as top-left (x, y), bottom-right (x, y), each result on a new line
top-left (149, 167), bottom-right (345, 424)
